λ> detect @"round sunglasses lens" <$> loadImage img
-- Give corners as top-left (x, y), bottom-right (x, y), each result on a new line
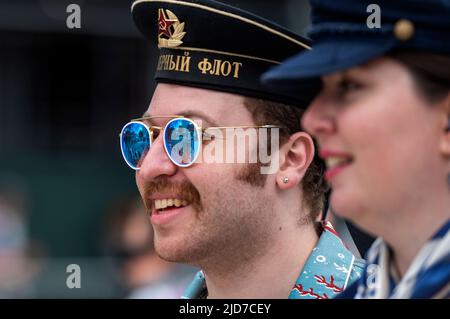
top-left (121, 122), bottom-right (150, 169)
top-left (164, 119), bottom-right (200, 166)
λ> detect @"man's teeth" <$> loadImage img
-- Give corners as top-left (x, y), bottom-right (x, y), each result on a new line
top-left (326, 157), bottom-right (352, 169)
top-left (154, 199), bottom-right (188, 210)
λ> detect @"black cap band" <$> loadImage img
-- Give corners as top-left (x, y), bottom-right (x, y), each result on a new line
top-left (132, 0), bottom-right (320, 107)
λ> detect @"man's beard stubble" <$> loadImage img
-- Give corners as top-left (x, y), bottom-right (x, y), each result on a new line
top-left (138, 163), bottom-right (272, 268)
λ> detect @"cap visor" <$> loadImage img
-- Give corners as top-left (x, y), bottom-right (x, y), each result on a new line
top-left (262, 39), bottom-right (395, 88)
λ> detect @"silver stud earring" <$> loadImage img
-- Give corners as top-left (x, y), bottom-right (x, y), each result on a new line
top-left (283, 177), bottom-right (289, 184)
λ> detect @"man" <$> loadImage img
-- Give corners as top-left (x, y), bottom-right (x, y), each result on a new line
top-left (121, 0), bottom-right (363, 299)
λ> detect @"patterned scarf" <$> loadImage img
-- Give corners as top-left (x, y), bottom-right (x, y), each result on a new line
top-left (182, 221), bottom-right (364, 299)
top-left (353, 219), bottom-right (450, 299)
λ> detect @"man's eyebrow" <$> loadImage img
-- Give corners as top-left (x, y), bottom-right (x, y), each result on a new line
top-left (138, 110), bottom-right (219, 127)
top-left (138, 113), bottom-right (158, 126)
top-left (138, 113), bottom-right (180, 126)
top-left (178, 110), bottom-right (218, 127)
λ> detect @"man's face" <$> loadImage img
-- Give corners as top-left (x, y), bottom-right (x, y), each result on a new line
top-left (135, 83), bottom-right (277, 266)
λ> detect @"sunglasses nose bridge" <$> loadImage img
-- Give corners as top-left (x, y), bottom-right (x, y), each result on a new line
top-left (149, 126), bottom-right (162, 143)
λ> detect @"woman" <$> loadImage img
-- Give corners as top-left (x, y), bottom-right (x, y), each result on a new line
top-left (262, 0), bottom-right (450, 298)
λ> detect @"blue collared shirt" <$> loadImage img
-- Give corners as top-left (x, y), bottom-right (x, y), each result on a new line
top-left (182, 221), bottom-right (365, 299)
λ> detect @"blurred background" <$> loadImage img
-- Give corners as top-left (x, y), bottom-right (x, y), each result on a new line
top-left (0, 0), bottom-right (311, 298)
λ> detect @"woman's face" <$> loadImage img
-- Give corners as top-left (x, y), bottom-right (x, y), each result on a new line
top-left (302, 57), bottom-right (449, 232)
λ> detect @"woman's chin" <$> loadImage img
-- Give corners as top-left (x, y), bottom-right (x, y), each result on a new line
top-left (330, 188), bottom-right (366, 221)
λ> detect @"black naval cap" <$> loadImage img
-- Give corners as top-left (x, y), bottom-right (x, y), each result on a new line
top-left (131, 0), bottom-right (321, 107)
top-left (262, 0), bottom-right (450, 91)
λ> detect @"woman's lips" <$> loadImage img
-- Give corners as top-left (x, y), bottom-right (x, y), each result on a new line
top-left (324, 161), bottom-right (353, 180)
top-left (320, 150), bottom-right (354, 181)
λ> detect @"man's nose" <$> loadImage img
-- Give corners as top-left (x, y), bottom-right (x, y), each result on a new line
top-left (137, 134), bottom-right (178, 181)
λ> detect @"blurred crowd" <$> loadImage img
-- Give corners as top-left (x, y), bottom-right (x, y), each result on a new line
top-left (101, 194), bottom-right (196, 298)
top-left (0, 176), bottom-right (196, 298)
top-left (0, 180), bottom-right (41, 298)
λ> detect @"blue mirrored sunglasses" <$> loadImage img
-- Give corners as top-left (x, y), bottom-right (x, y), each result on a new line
top-left (120, 116), bottom-right (201, 170)
top-left (119, 116), bottom-right (281, 170)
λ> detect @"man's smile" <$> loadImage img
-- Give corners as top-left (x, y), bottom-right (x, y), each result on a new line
top-left (154, 198), bottom-right (189, 211)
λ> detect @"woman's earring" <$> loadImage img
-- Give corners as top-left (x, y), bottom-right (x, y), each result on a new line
top-left (283, 177), bottom-right (289, 184)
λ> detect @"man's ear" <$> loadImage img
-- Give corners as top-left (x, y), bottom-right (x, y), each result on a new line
top-left (277, 132), bottom-right (315, 190)
top-left (439, 93), bottom-right (450, 156)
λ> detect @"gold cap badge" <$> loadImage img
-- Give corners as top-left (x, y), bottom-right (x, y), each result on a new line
top-left (158, 9), bottom-right (186, 47)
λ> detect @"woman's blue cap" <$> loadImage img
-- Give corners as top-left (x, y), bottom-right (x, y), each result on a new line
top-left (262, 0), bottom-right (450, 95)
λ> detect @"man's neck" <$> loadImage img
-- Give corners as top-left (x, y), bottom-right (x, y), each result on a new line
top-left (203, 222), bottom-right (319, 299)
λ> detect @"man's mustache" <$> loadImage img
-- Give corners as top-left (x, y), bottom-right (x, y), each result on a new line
top-left (141, 177), bottom-right (203, 212)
